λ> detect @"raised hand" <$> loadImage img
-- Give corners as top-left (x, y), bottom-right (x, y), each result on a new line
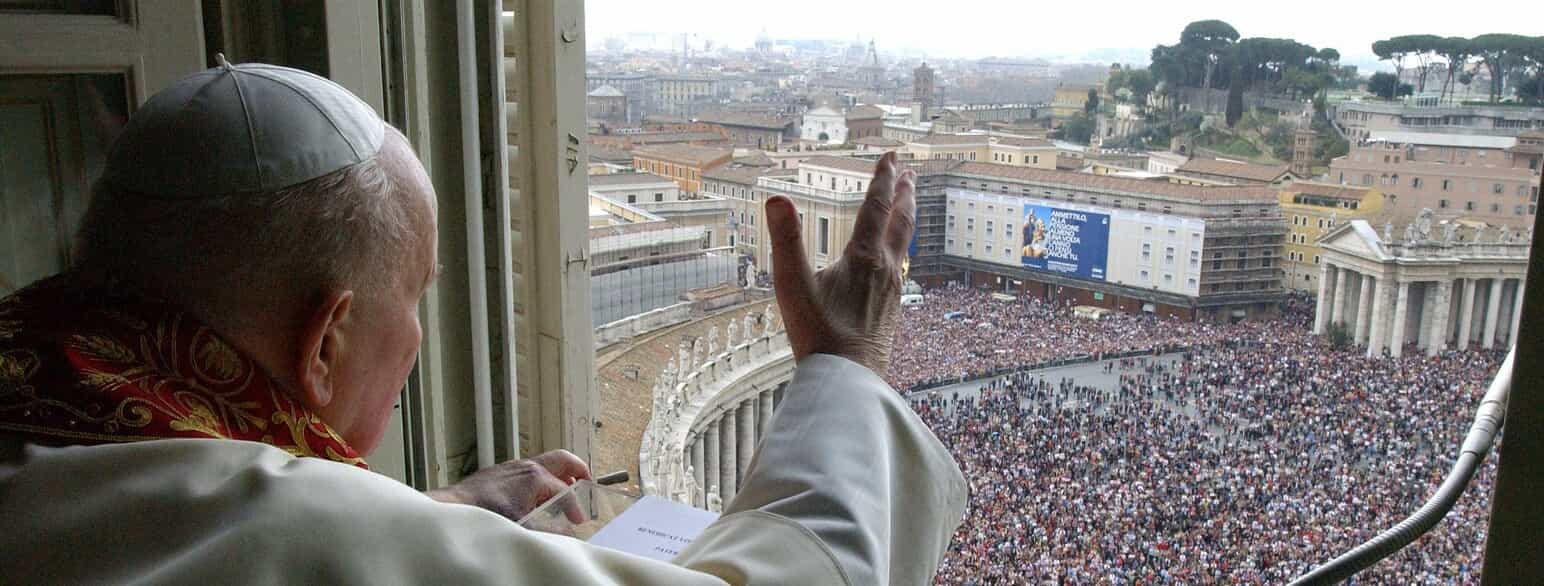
top-left (764, 151), bottom-right (917, 375)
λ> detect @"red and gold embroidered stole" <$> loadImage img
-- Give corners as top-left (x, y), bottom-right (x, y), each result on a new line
top-left (0, 275), bottom-right (366, 468)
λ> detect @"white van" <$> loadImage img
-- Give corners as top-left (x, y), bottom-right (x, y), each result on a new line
top-left (900, 294), bottom-right (925, 306)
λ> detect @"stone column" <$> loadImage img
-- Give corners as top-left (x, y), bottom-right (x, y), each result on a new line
top-left (1330, 267), bottom-right (1349, 328)
top-left (690, 435), bottom-right (705, 508)
top-left (736, 401), bottom-right (754, 485)
top-left (1426, 280), bottom-right (1453, 356)
top-left (720, 410), bottom-right (737, 500)
top-left (1417, 283), bottom-right (1435, 350)
top-left (1366, 277), bottom-right (1390, 358)
top-left (758, 389), bottom-right (775, 440)
top-left (1483, 278), bottom-right (1504, 349)
top-left (1389, 281), bottom-right (1410, 358)
top-left (1458, 278), bottom-right (1477, 350)
top-left (1314, 262), bottom-right (1334, 335)
top-left (1354, 274), bottom-right (1374, 346)
top-left (1509, 279), bottom-right (1527, 348)
top-left (704, 421), bottom-right (720, 507)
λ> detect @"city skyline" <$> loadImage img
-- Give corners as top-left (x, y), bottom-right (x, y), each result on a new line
top-left (586, 0), bottom-right (1537, 71)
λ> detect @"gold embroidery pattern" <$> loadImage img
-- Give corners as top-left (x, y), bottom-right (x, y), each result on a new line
top-left (0, 278), bottom-right (366, 468)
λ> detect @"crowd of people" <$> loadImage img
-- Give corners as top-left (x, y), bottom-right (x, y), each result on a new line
top-left (887, 285), bottom-right (1255, 392)
top-left (892, 285), bottom-right (1503, 584)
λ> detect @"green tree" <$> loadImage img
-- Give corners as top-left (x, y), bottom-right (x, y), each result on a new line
top-left (1314, 48), bottom-right (1341, 69)
top-left (1108, 68), bottom-right (1156, 105)
top-left (1150, 44), bottom-right (1200, 89)
top-left (1085, 88), bottom-right (1100, 115)
top-left (1372, 38), bottom-right (1412, 86)
top-left (1281, 68), bottom-right (1333, 100)
top-left (1225, 65), bottom-right (1244, 127)
top-left (1328, 65), bottom-right (1361, 90)
top-left (1517, 37), bottom-right (1544, 105)
top-left (1180, 20), bottom-right (1240, 91)
top-left (1435, 37), bottom-right (1473, 101)
top-left (1058, 113), bottom-right (1094, 145)
top-left (1233, 38), bottom-right (1319, 89)
top-left (1368, 72), bottom-right (1413, 99)
top-left (1471, 33), bottom-right (1530, 102)
top-left (1390, 34), bottom-right (1443, 92)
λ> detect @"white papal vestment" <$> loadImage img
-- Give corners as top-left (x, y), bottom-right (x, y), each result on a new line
top-left (1, 355), bottom-right (966, 585)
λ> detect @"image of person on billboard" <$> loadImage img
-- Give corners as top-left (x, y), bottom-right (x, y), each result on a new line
top-left (1021, 208), bottom-right (1047, 259)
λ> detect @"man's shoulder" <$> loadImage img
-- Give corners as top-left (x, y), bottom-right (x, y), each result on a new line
top-left (3, 437), bottom-right (426, 518)
top-left (0, 438), bottom-right (481, 584)
top-left (1, 438), bottom-right (729, 585)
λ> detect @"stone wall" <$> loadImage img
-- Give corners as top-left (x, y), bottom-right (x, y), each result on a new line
top-left (594, 302), bottom-right (693, 348)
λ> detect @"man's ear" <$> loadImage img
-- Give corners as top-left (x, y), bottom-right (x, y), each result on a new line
top-left (295, 290), bottom-right (355, 410)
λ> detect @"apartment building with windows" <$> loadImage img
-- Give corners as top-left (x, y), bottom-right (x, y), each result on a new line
top-left (1332, 100), bottom-right (1544, 142)
top-left (701, 164), bottom-right (797, 257)
top-left (695, 111), bottom-right (798, 149)
top-left (739, 156), bottom-right (1286, 321)
top-left (905, 133), bottom-right (1057, 169)
top-left (1329, 131), bottom-right (1538, 228)
top-left (1279, 182), bottom-right (1388, 292)
top-left (631, 144), bottom-right (734, 193)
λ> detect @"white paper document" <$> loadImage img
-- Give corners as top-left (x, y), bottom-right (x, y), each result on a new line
top-left (586, 495), bottom-right (720, 561)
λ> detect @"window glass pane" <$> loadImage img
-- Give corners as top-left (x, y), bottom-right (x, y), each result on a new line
top-left (0, 73), bottom-right (128, 295)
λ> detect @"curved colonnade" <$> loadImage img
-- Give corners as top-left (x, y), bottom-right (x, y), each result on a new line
top-left (638, 305), bottom-right (796, 510)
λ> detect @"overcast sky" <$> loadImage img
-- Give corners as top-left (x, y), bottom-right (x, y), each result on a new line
top-left (585, 0), bottom-right (1536, 71)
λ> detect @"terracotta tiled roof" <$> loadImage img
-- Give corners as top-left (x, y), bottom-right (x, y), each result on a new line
top-left (1176, 158), bottom-right (1292, 183)
top-left (1055, 155), bottom-right (1085, 170)
top-left (589, 146), bottom-right (635, 163)
top-left (702, 164), bottom-right (796, 185)
top-left (588, 172), bottom-right (676, 187)
top-left (954, 162), bottom-right (1279, 202)
top-left (633, 144), bottom-right (735, 166)
top-left (910, 133), bottom-right (990, 146)
top-left (854, 136), bottom-right (905, 147)
top-left (1284, 181), bottom-right (1373, 200)
top-left (622, 132), bottom-right (729, 145)
top-left (697, 110), bottom-right (792, 130)
top-left (731, 151), bottom-right (777, 167)
top-left (992, 136), bottom-right (1055, 148)
top-left (845, 105), bottom-right (885, 120)
top-left (800, 156), bottom-right (882, 174)
top-left (798, 156), bottom-right (1280, 203)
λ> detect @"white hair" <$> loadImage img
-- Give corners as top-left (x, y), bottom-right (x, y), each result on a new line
top-left (76, 150), bottom-right (419, 320)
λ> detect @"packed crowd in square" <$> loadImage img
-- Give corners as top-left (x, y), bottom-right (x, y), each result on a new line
top-left (892, 285), bottom-right (1502, 583)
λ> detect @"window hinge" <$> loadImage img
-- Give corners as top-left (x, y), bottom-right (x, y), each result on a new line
top-left (565, 248), bottom-right (589, 273)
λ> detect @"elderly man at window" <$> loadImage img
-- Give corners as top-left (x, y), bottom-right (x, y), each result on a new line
top-left (0, 63), bottom-right (964, 585)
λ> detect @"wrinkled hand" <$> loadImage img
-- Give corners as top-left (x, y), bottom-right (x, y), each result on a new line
top-left (765, 151), bottom-right (916, 375)
top-left (426, 449), bottom-right (591, 523)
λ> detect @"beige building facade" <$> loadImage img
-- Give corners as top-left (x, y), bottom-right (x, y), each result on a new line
top-left (1328, 133), bottom-right (1538, 228)
top-left (632, 144), bottom-right (734, 194)
top-left (905, 133), bottom-right (1057, 169)
top-left (1332, 101), bottom-right (1544, 143)
top-left (1280, 183), bottom-right (1387, 292)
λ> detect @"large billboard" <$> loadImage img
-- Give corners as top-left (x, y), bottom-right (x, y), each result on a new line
top-left (1020, 203), bottom-right (1110, 281)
